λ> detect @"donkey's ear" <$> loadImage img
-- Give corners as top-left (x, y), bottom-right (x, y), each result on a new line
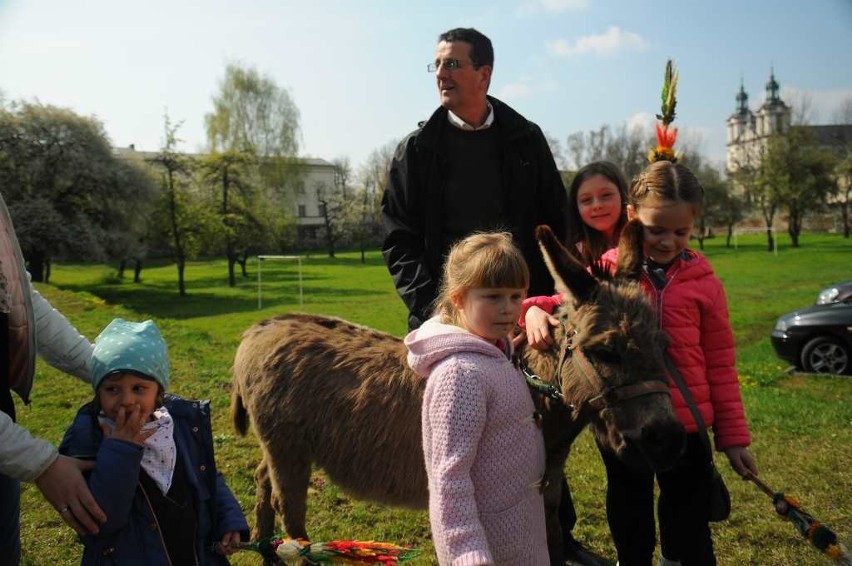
top-left (535, 225), bottom-right (598, 304)
top-left (614, 219), bottom-right (645, 280)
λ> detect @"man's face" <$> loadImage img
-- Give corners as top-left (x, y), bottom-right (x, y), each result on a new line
top-left (433, 40), bottom-right (491, 121)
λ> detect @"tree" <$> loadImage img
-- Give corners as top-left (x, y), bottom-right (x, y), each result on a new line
top-left (356, 140), bottom-right (397, 262)
top-left (151, 116), bottom-right (218, 296)
top-left (199, 150), bottom-right (262, 286)
top-left (545, 133), bottom-right (568, 171)
top-left (332, 157), bottom-right (352, 199)
top-left (834, 145), bottom-right (852, 238)
top-left (565, 124), bottom-right (650, 180)
top-left (761, 128), bottom-right (836, 247)
top-left (103, 154), bottom-right (160, 281)
top-left (0, 101), bottom-right (155, 281)
top-left (204, 62), bottom-right (303, 275)
top-left (206, 63), bottom-right (300, 158)
top-left (315, 181), bottom-right (345, 258)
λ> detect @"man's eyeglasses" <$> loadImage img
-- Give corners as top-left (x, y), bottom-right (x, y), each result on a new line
top-left (427, 58), bottom-right (476, 72)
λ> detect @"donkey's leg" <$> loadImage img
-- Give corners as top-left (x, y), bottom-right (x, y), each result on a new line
top-left (253, 455), bottom-right (277, 541)
top-left (266, 448), bottom-right (312, 541)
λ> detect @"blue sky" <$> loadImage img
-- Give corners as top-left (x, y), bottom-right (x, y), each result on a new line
top-left (1, 0), bottom-right (851, 173)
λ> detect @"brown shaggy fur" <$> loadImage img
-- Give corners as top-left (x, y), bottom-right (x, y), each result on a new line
top-left (232, 223), bottom-right (685, 564)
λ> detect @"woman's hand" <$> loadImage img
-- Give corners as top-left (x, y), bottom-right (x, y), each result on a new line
top-left (35, 455), bottom-right (106, 536)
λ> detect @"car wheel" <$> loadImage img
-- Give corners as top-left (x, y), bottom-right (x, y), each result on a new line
top-left (800, 336), bottom-right (850, 375)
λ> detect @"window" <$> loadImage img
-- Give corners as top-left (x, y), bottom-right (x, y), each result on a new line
top-left (298, 205), bottom-right (306, 218)
top-left (318, 203), bottom-right (326, 217)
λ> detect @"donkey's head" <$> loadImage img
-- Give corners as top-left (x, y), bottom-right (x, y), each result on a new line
top-left (536, 222), bottom-right (685, 471)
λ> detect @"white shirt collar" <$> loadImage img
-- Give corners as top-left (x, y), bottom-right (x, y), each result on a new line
top-left (447, 102), bottom-right (494, 131)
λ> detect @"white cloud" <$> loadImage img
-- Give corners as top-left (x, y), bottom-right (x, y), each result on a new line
top-left (541, 0), bottom-right (589, 11)
top-left (625, 112), bottom-right (655, 133)
top-left (547, 26), bottom-right (649, 58)
top-left (497, 82), bottom-right (532, 101)
top-left (517, 0), bottom-right (588, 15)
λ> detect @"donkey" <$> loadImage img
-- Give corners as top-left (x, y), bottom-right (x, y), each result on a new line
top-left (231, 223), bottom-right (686, 564)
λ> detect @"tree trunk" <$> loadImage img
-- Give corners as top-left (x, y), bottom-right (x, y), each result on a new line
top-left (118, 259), bottom-right (127, 279)
top-left (177, 257), bottom-right (186, 297)
top-left (45, 259), bottom-right (51, 284)
top-left (134, 259), bottom-right (143, 283)
top-left (227, 252), bottom-right (237, 287)
top-left (788, 211), bottom-right (802, 248)
top-left (28, 252), bottom-right (46, 283)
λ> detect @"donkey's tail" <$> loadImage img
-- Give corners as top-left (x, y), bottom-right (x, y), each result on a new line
top-left (230, 376), bottom-right (249, 436)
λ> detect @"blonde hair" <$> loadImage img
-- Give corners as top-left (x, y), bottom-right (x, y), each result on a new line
top-left (435, 232), bottom-right (530, 326)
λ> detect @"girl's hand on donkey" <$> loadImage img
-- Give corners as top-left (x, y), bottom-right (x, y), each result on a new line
top-left (525, 306), bottom-right (560, 350)
top-left (100, 405), bottom-right (156, 445)
top-left (723, 446), bottom-right (759, 478)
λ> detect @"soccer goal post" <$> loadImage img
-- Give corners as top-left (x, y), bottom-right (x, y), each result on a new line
top-left (257, 255), bottom-right (303, 309)
top-left (732, 227), bottom-right (778, 256)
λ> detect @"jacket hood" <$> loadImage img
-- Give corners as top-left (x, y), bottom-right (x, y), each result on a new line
top-left (405, 317), bottom-right (513, 377)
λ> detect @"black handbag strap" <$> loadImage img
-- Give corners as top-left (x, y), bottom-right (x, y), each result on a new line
top-left (663, 352), bottom-right (715, 463)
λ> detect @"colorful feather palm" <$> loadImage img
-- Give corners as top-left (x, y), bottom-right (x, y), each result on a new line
top-left (748, 473), bottom-right (852, 565)
top-left (648, 59), bottom-right (680, 163)
top-left (226, 535), bottom-right (421, 565)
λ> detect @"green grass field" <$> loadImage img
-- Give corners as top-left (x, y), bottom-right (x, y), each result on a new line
top-left (17, 233), bottom-right (852, 565)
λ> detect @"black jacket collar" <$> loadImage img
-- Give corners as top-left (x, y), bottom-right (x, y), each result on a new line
top-left (414, 96), bottom-right (531, 152)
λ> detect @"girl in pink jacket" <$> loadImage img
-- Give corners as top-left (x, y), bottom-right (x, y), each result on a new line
top-left (405, 232), bottom-right (548, 565)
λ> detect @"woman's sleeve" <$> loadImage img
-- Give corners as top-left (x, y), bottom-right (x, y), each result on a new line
top-left (0, 411), bottom-right (57, 481)
top-left (32, 286), bottom-right (93, 383)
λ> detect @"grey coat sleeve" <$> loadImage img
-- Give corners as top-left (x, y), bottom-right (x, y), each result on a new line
top-left (32, 287), bottom-right (93, 383)
top-left (0, 410), bottom-right (58, 481)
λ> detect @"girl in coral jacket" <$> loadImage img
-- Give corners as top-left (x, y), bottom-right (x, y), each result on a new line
top-left (405, 232), bottom-right (548, 566)
top-left (607, 160), bottom-right (760, 566)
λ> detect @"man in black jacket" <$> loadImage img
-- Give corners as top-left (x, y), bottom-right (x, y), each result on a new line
top-left (382, 27), bottom-right (604, 566)
top-left (381, 27), bottom-right (567, 331)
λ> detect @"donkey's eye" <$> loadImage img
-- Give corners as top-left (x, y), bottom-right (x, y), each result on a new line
top-left (590, 348), bottom-right (620, 365)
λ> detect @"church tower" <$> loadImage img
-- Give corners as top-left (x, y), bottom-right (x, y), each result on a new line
top-left (726, 81), bottom-right (756, 171)
top-left (755, 69), bottom-right (791, 139)
top-left (726, 69), bottom-right (791, 174)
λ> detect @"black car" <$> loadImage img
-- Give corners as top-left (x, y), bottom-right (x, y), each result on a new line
top-left (771, 301), bottom-right (852, 375)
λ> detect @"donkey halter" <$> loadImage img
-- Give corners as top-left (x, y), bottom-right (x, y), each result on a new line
top-left (555, 327), bottom-right (671, 412)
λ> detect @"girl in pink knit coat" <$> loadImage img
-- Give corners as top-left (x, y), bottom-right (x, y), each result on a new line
top-left (405, 232), bottom-right (548, 566)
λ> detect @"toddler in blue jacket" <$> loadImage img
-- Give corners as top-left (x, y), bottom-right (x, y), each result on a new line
top-left (60, 318), bottom-right (248, 565)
